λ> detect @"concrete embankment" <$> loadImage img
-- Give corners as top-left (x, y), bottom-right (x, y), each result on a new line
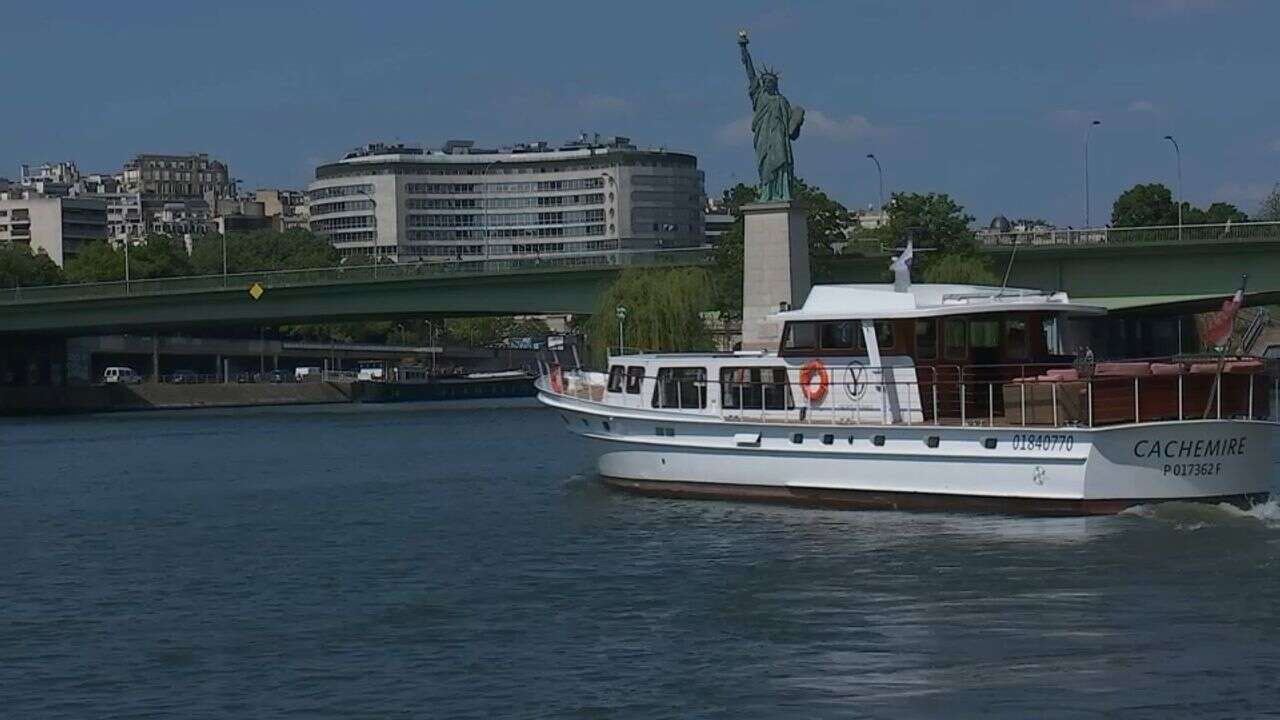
top-left (0, 382), bottom-right (354, 415)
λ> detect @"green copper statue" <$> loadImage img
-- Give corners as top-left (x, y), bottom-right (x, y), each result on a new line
top-left (738, 30), bottom-right (804, 202)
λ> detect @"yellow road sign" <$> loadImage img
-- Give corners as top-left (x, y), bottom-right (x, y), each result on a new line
top-left (248, 282), bottom-right (265, 300)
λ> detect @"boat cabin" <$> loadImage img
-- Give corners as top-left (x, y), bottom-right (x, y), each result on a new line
top-left (588, 284), bottom-right (1271, 428)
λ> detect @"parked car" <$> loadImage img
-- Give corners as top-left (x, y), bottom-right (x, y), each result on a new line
top-left (357, 363), bottom-right (385, 382)
top-left (168, 369), bottom-right (201, 384)
top-left (102, 366), bottom-right (142, 385)
top-left (254, 369), bottom-right (289, 383)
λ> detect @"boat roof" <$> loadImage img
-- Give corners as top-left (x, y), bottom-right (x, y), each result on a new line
top-left (773, 283), bottom-right (1108, 322)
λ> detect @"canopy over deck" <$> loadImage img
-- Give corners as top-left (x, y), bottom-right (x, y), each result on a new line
top-left (773, 284), bottom-right (1108, 322)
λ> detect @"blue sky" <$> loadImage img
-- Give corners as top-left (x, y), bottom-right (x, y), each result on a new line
top-left (2, 0), bottom-right (1277, 226)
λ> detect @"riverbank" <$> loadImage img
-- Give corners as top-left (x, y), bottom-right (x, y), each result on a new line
top-left (0, 382), bottom-right (355, 415)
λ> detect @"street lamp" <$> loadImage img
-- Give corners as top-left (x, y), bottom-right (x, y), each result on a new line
top-left (865, 153), bottom-right (884, 211)
top-left (615, 305), bottom-right (628, 354)
top-left (1084, 120), bottom-right (1101, 227)
top-left (1164, 135), bottom-right (1183, 241)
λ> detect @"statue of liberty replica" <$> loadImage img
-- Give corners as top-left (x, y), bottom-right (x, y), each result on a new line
top-left (736, 29), bottom-right (811, 350)
top-left (738, 30), bottom-right (804, 202)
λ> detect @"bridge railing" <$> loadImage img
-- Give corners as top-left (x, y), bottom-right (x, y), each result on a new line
top-left (0, 247), bottom-right (712, 305)
top-left (977, 220), bottom-right (1280, 248)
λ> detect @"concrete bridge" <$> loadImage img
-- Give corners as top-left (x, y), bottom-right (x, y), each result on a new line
top-left (828, 220), bottom-right (1280, 303)
top-left (0, 249), bottom-right (710, 336)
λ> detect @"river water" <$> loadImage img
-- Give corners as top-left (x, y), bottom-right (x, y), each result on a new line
top-left (2, 403), bottom-right (1279, 718)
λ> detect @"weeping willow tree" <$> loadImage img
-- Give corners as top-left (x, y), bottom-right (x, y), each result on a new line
top-left (585, 268), bottom-right (713, 364)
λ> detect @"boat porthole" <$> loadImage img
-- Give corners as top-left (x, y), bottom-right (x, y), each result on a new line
top-left (926, 436), bottom-right (940, 448)
top-left (872, 435), bottom-right (885, 447)
top-left (791, 433), bottom-right (804, 444)
top-left (822, 434), bottom-right (834, 445)
top-left (983, 437), bottom-right (998, 449)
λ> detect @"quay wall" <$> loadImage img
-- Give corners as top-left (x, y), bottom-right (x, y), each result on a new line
top-left (0, 382), bottom-right (354, 415)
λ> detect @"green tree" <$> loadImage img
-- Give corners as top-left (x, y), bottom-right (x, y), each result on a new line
top-left (881, 191), bottom-right (976, 254)
top-left (0, 244), bottom-right (64, 288)
top-left (130, 234), bottom-right (192, 278)
top-left (876, 191), bottom-right (995, 282)
top-left (1182, 201), bottom-right (1248, 225)
top-left (587, 267), bottom-right (712, 363)
top-left (1111, 183), bottom-right (1179, 227)
top-left (1256, 184), bottom-right (1280, 222)
top-left (709, 178), bottom-right (849, 319)
top-left (190, 228), bottom-right (338, 275)
top-left (442, 316), bottom-right (553, 347)
top-left (64, 241), bottom-right (125, 283)
top-left (921, 253), bottom-right (999, 285)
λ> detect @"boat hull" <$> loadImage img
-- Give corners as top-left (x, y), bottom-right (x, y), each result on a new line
top-left (544, 391), bottom-right (1275, 516)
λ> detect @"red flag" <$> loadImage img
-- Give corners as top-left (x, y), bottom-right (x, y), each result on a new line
top-left (1202, 287), bottom-right (1244, 348)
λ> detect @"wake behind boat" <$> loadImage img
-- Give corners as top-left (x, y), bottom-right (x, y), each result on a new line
top-left (538, 283), bottom-right (1277, 516)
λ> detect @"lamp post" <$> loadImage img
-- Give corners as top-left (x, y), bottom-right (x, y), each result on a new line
top-left (865, 153), bottom-right (884, 211)
top-left (1084, 119), bottom-right (1101, 227)
top-left (1164, 135), bottom-right (1183, 241)
top-left (615, 305), bottom-right (627, 354)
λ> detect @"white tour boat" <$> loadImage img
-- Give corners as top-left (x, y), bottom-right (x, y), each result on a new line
top-left (538, 283), bottom-right (1277, 515)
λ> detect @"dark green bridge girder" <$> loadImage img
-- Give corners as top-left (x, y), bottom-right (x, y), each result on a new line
top-left (0, 268), bottom-right (621, 337)
top-left (825, 239), bottom-right (1280, 298)
top-left (3, 239), bottom-right (1278, 338)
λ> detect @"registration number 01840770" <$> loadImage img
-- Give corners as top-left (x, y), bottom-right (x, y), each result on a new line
top-left (1010, 433), bottom-right (1075, 452)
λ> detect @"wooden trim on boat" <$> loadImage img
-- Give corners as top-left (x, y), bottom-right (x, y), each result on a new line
top-left (600, 476), bottom-right (1270, 517)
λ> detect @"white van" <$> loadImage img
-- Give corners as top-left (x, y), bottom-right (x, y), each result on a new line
top-left (294, 366), bottom-right (323, 382)
top-left (357, 362), bottom-right (385, 382)
top-left (103, 366), bottom-right (142, 384)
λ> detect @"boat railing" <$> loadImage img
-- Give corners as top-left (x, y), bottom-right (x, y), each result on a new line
top-left (537, 359), bottom-right (1279, 429)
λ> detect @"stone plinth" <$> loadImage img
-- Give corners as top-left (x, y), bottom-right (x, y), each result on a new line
top-left (740, 200), bottom-right (810, 350)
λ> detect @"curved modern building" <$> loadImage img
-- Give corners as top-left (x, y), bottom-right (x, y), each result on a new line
top-left (308, 136), bottom-right (705, 261)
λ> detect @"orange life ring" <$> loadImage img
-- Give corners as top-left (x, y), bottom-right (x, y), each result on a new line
top-left (799, 359), bottom-right (829, 402)
top-left (548, 364), bottom-right (565, 394)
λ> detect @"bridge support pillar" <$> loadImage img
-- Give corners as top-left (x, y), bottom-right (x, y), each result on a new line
top-left (151, 333), bottom-right (160, 384)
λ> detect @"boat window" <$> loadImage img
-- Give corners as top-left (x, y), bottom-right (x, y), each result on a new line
top-left (943, 319), bottom-right (967, 360)
top-left (607, 365), bottom-right (626, 392)
top-left (652, 367), bottom-right (707, 409)
top-left (874, 321), bottom-right (895, 349)
top-left (820, 321), bottom-right (857, 350)
top-left (915, 320), bottom-right (938, 360)
top-left (969, 320), bottom-right (1001, 349)
top-left (625, 366), bottom-right (644, 394)
top-left (720, 367), bottom-right (794, 410)
top-left (783, 322), bottom-right (817, 351)
top-left (1006, 319), bottom-right (1029, 359)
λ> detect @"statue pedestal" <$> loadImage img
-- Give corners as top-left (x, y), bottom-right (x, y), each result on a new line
top-left (740, 200), bottom-right (810, 350)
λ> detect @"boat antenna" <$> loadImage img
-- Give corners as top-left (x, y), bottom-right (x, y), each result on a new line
top-left (997, 233), bottom-right (1019, 297)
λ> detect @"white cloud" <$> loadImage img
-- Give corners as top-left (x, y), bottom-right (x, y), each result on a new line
top-left (576, 94), bottom-right (629, 113)
top-left (1045, 108), bottom-right (1098, 129)
top-left (1212, 181), bottom-right (1272, 207)
top-left (1129, 0), bottom-right (1225, 17)
top-left (804, 111), bottom-right (894, 143)
top-left (1127, 99), bottom-right (1158, 113)
top-left (714, 115), bottom-right (753, 146)
top-left (716, 110), bottom-right (894, 146)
